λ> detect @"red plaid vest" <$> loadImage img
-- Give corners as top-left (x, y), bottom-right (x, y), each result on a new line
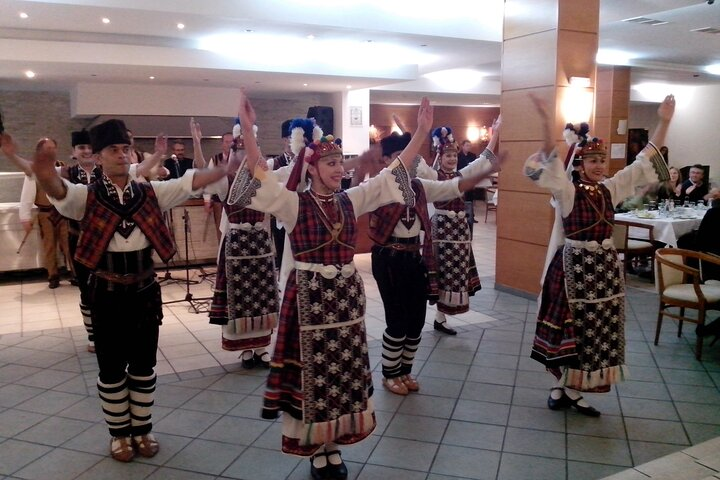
top-left (563, 182), bottom-right (614, 242)
top-left (75, 181), bottom-right (176, 269)
top-left (433, 170), bottom-right (465, 211)
top-left (368, 179), bottom-right (439, 300)
top-left (290, 191), bottom-right (356, 265)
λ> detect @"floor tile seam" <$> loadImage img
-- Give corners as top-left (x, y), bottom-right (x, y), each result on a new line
top-left (3, 444), bottom-right (107, 479)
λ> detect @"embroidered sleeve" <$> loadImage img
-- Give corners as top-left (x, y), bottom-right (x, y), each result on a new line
top-left (346, 157), bottom-right (415, 216)
top-left (244, 168), bottom-right (300, 232)
top-left (416, 158), bottom-right (438, 180)
top-left (391, 157), bottom-right (415, 207)
top-left (480, 148), bottom-right (500, 171)
top-left (227, 167), bottom-right (260, 207)
top-left (645, 141), bottom-right (670, 182)
top-left (523, 149), bottom-right (575, 217)
top-left (603, 143), bottom-right (669, 206)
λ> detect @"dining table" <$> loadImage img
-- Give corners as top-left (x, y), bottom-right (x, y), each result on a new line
top-left (615, 208), bottom-right (706, 247)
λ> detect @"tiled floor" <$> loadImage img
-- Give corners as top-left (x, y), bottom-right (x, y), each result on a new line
top-left (1, 203), bottom-right (719, 480)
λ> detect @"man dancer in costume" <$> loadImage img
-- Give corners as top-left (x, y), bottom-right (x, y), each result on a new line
top-left (32, 119), bottom-right (228, 462)
top-left (525, 94), bottom-right (675, 416)
top-left (370, 131), bottom-right (502, 395)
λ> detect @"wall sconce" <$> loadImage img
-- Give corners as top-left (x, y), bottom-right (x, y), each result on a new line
top-left (617, 119), bottom-right (628, 135)
top-left (569, 76), bottom-right (591, 88)
top-left (466, 126), bottom-right (489, 143)
top-left (563, 76), bottom-right (594, 124)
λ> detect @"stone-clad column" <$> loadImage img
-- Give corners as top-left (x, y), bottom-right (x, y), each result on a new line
top-left (496, 0), bottom-right (599, 296)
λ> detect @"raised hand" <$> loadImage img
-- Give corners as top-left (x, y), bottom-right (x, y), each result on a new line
top-left (416, 96), bottom-right (433, 134)
top-left (154, 133), bottom-right (168, 155)
top-left (31, 139), bottom-right (58, 177)
top-left (0, 133), bottom-right (17, 157)
top-left (492, 115), bottom-right (502, 134)
top-left (190, 117), bottom-right (202, 142)
top-left (392, 113), bottom-right (408, 134)
top-left (657, 94), bottom-right (675, 122)
top-left (237, 89), bottom-right (257, 127)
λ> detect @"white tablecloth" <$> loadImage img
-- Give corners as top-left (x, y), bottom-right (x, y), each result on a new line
top-left (615, 212), bottom-right (705, 247)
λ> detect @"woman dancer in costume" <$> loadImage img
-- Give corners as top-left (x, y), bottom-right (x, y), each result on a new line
top-left (525, 94), bottom-right (675, 416)
top-left (416, 119), bottom-right (502, 335)
top-left (233, 90), bottom-right (432, 480)
top-left (208, 122), bottom-right (279, 369)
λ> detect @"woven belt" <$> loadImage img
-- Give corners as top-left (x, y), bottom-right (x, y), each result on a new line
top-left (295, 261), bottom-right (356, 279)
top-left (93, 269), bottom-right (155, 285)
top-left (384, 243), bottom-right (421, 252)
top-left (435, 209), bottom-right (466, 219)
top-left (228, 222), bottom-right (264, 232)
top-left (565, 238), bottom-right (614, 252)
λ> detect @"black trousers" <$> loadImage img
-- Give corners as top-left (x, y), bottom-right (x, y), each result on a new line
top-left (91, 280), bottom-right (163, 384)
top-left (372, 246), bottom-right (428, 377)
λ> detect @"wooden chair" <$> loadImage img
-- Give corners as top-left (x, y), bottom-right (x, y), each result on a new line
top-left (484, 187), bottom-right (497, 222)
top-left (654, 248), bottom-right (720, 360)
top-left (612, 219), bottom-right (657, 278)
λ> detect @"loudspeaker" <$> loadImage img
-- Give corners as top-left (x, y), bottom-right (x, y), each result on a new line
top-left (307, 106), bottom-right (334, 136)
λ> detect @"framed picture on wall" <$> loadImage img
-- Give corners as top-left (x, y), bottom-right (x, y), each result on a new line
top-left (350, 106), bottom-right (362, 126)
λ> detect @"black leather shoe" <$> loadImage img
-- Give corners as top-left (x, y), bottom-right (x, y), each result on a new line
top-left (48, 277), bottom-right (60, 289)
top-left (310, 453), bottom-right (329, 480)
top-left (240, 352), bottom-right (255, 369)
top-left (434, 321), bottom-right (457, 335)
top-left (325, 450), bottom-right (348, 480)
top-left (547, 388), bottom-right (572, 410)
top-left (570, 396), bottom-right (601, 417)
top-left (253, 352), bottom-right (270, 369)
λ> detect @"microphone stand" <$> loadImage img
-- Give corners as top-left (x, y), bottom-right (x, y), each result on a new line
top-left (162, 207), bottom-right (211, 313)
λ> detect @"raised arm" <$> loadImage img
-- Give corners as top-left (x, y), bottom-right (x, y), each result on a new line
top-left (135, 134), bottom-right (168, 179)
top-left (190, 117), bottom-right (207, 168)
top-left (392, 113), bottom-right (409, 134)
top-left (458, 151), bottom-right (505, 192)
top-left (31, 140), bottom-right (66, 199)
top-left (1, 133), bottom-right (34, 176)
top-left (486, 115), bottom-right (502, 154)
top-left (397, 97), bottom-right (433, 169)
top-left (236, 89), bottom-right (261, 172)
top-left (529, 94), bottom-right (554, 156)
top-left (643, 95), bottom-right (675, 154)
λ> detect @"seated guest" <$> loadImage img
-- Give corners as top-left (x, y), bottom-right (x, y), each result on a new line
top-left (696, 188), bottom-right (720, 281)
top-left (678, 164), bottom-right (709, 204)
top-left (656, 166), bottom-right (682, 202)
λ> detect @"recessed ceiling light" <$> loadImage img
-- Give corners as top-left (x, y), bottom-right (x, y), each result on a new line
top-left (306, 34), bottom-right (315, 40)
top-left (149, 76), bottom-right (155, 80)
top-left (25, 70), bottom-right (36, 79)
top-left (177, 23), bottom-right (185, 30)
top-left (346, 85), bottom-right (352, 89)
top-left (245, 29), bottom-right (253, 33)
top-left (303, 83), bottom-right (308, 87)
top-left (102, 17), bottom-right (110, 24)
top-left (19, 12), bottom-right (29, 19)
